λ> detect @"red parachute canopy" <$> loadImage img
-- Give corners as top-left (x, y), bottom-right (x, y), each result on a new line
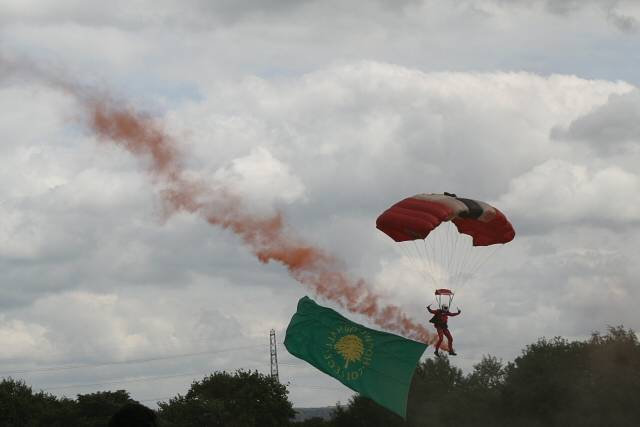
top-left (376, 193), bottom-right (515, 246)
top-left (435, 288), bottom-right (454, 296)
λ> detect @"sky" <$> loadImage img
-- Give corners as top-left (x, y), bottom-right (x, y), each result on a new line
top-left (1, 0), bottom-right (640, 409)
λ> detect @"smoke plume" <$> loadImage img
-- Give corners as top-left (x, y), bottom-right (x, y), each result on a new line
top-left (88, 98), bottom-right (436, 344)
top-left (2, 56), bottom-right (438, 344)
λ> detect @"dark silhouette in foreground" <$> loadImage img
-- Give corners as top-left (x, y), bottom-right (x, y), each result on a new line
top-left (108, 402), bottom-right (157, 427)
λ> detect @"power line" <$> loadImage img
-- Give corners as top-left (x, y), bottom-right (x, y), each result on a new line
top-left (139, 396), bottom-right (173, 404)
top-left (278, 361), bottom-right (304, 366)
top-left (288, 385), bottom-right (345, 391)
top-left (42, 371), bottom-right (207, 392)
top-left (41, 371), bottom-right (346, 394)
top-left (0, 344), bottom-right (265, 377)
top-left (132, 383), bottom-right (346, 405)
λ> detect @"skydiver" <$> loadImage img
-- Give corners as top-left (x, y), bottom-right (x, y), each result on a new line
top-left (427, 304), bottom-right (461, 356)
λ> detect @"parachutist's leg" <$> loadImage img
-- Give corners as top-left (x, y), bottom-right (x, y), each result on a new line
top-left (435, 328), bottom-right (444, 355)
top-left (445, 329), bottom-right (456, 355)
top-left (444, 329), bottom-right (453, 348)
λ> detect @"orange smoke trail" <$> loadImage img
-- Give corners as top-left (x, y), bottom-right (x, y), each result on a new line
top-left (85, 97), bottom-right (437, 344)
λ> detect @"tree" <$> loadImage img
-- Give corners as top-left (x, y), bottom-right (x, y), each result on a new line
top-left (466, 355), bottom-right (505, 390)
top-left (330, 395), bottom-right (404, 427)
top-left (406, 355), bottom-right (464, 426)
top-left (0, 378), bottom-right (76, 427)
top-left (158, 370), bottom-right (295, 427)
top-left (578, 326), bottom-right (640, 426)
top-left (500, 336), bottom-right (588, 426)
top-left (75, 390), bottom-right (136, 427)
top-left (292, 416), bottom-right (332, 427)
top-left (499, 326), bottom-right (640, 427)
top-left (108, 402), bottom-right (158, 427)
top-left (448, 355), bottom-right (505, 427)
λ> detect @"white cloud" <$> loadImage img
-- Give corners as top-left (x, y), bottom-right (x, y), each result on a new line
top-left (4, 0), bottom-right (640, 92)
top-left (499, 159), bottom-right (640, 231)
top-left (0, 317), bottom-right (52, 361)
top-left (552, 89), bottom-right (640, 155)
top-left (213, 146), bottom-right (306, 212)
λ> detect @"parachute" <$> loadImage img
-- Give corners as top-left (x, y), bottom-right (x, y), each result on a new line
top-left (376, 193), bottom-right (515, 305)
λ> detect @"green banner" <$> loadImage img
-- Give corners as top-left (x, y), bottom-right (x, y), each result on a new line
top-left (284, 296), bottom-right (427, 419)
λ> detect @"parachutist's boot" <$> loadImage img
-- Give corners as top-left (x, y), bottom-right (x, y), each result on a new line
top-left (448, 350), bottom-right (457, 356)
top-left (434, 349), bottom-right (441, 357)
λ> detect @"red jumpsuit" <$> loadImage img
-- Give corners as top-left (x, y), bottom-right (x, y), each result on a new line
top-left (427, 306), bottom-right (460, 352)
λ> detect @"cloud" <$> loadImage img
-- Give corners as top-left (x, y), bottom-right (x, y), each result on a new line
top-left (496, 0), bottom-right (640, 33)
top-left (4, 0), bottom-right (640, 93)
top-left (607, 5), bottom-right (640, 32)
top-left (552, 89), bottom-right (640, 155)
top-left (213, 146), bottom-right (306, 213)
top-left (0, 317), bottom-right (52, 361)
top-left (187, 64), bottom-right (631, 214)
top-left (2, 0), bottom-right (636, 31)
top-left (499, 159), bottom-right (640, 232)
top-left (0, 0), bottom-right (414, 29)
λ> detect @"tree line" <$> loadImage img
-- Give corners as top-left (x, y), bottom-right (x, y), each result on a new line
top-left (1, 326), bottom-right (638, 426)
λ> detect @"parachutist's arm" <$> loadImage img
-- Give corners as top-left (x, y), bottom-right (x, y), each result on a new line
top-left (449, 310), bottom-right (461, 317)
top-left (427, 304), bottom-right (436, 314)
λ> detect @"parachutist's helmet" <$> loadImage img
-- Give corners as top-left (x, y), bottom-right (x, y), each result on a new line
top-left (442, 305), bottom-right (448, 311)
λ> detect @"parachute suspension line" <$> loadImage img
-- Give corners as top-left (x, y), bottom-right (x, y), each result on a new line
top-left (452, 243), bottom-right (474, 295)
top-left (402, 240), bottom-right (439, 290)
top-left (436, 223), bottom-right (500, 300)
top-left (458, 234), bottom-right (474, 287)
top-left (423, 221), bottom-right (461, 291)
top-left (439, 222), bottom-right (450, 287)
top-left (436, 222), bottom-right (466, 291)
top-left (414, 240), bottom-right (431, 286)
top-left (396, 222), bottom-right (503, 299)
top-left (406, 234), bottom-right (438, 286)
top-left (444, 221), bottom-right (454, 284)
top-left (456, 245), bottom-right (500, 295)
top-left (447, 222), bottom-right (460, 286)
top-left (398, 243), bottom-right (431, 286)
top-left (412, 239), bottom-right (436, 287)
top-left (422, 232), bottom-right (440, 289)
top-left (449, 224), bottom-right (466, 289)
top-left (440, 222), bottom-right (451, 287)
top-left (466, 245), bottom-right (500, 285)
top-left (421, 237), bottom-right (437, 282)
top-left (437, 225), bottom-right (449, 287)
top-left (451, 230), bottom-right (475, 289)
top-left (425, 235), bottom-right (443, 290)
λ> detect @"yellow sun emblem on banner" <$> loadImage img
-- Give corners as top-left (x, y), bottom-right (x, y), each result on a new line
top-left (335, 335), bottom-right (364, 368)
top-left (324, 324), bottom-right (374, 382)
